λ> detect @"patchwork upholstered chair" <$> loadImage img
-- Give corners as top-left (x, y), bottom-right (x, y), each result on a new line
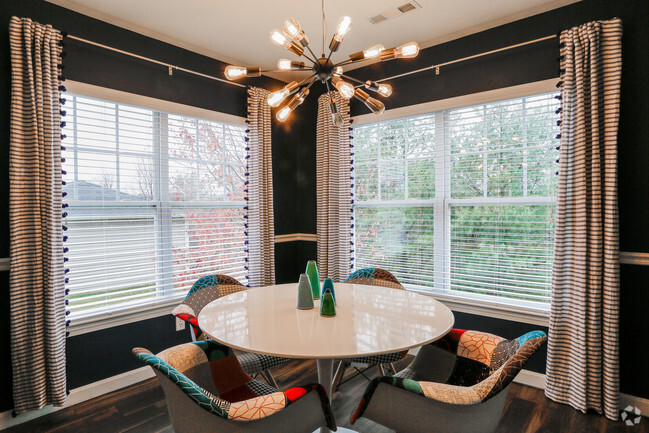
top-left (172, 274), bottom-right (289, 388)
top-left (332, 267), bottom-right (407, 390)
top-left (134, 341), bottom-right (336, 433)
top-left (349, 329), bottom-right (547, 433)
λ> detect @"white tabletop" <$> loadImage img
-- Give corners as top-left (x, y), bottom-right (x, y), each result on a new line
top-left (198, 283), bottom-right (454, 359)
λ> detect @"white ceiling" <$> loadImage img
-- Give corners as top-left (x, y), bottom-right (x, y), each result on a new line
top-left (46, 0), bottom-right (579, 81)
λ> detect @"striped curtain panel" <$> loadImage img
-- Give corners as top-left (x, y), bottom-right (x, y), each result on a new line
top-left (545, 18), bottom-right (622, 421)
top-left (246, 87), bottom-right (275, 287)
top-left (316, 92), bottom-right (352, 282)
top-left (9, 16), bottom-right (67, 412)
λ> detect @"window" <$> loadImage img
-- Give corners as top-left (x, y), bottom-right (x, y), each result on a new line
top-left (353, 90), bottom-right (559, 310)
top-left (62, 92), bottom-right (247, 318)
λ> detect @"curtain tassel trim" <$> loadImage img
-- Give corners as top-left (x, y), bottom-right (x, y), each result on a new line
top-left (59, 30), bottom-right (71, 336)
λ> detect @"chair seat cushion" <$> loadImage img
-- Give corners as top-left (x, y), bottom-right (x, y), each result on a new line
top-left (237, 352), bottom-right (290, 376)
top-left (339, 351), bottom-right (404, 365)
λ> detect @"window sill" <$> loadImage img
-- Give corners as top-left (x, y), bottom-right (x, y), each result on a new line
top-left (407, 287), bottom-right (550, 327)
top-left (68, 296), bottom-right (184, 337)
top-left (67, 286), bottom-right (549, 336)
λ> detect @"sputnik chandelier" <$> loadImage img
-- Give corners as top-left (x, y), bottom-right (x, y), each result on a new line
top-left (223, 10), bottom-right (420, 127)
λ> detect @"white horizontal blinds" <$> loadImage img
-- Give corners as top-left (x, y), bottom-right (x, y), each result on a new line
top-left (448, 94), bottom-right (558, 305)
top-left (354, 114), bottom-right (437, 285)
top-left (353, 92), bottom-right (558, 307)
top-left (62, 94), bottom-right (246, 317)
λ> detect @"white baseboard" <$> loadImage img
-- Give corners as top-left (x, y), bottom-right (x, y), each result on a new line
top-left (0, 366), bottom-right (154, 430)
top-left (621, 393), bottom-right (649, 419)
top-left (514, 369), bottom-right (546, 389)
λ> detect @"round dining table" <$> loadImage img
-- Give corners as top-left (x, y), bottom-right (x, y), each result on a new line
top-left (198, 282), bottom-right (454, 432)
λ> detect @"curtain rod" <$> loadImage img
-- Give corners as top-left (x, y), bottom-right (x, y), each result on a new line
top-left (68, 33), bottom-right (555, 89)
top-left (375, 34), bottom-right (557, 83)
top-left (67, 35), bottom-right (247, 88)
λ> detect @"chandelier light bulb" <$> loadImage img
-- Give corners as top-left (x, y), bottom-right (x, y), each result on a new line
top-left (283, 18), bottom-right (301, 38)
top-left (333, 66), bottom-right (343, 77)
top-left (224, 66), bottom-right (247, 80)
top-left (276, 88), bottom-right (309, 122)
top-left (334, 16), bottom-right (353, 42)
top-left (355, 88), bottom-right (385, 115)
top-left (270, 29), bottom-right (289, 48)
top-left (332, 77), bottom-right (355, 100)
top-left (283, 18), bottom-right (309, 46)
top-left (395, 41), bottom-right (420, 58)
top-left (350, 44), bottom-right (386, 61)
top-left (363, 44), bottom-right (385, 59)
top-left (329, 99), bottom-right (344, 127)
top-left (267, 81), bottom-right (299, 107)
top-left (276, 106), bottom-right (293, 122)
top-left (278, 59), bottom-right (292, 70)
top-left (365, 81), bottom-right (393, 97)
top-left (277, 59), bottom-right (305, 70)
top-left (267, 88), bottom-right (290, 107)
top-left (377, 83), bottom-right (393, 97)
top-left (270, 28), bottom-right (304, 56)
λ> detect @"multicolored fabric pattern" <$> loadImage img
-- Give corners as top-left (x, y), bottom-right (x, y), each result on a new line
top-left (345, 267), bottom-right (404, 290)
top-left (350, 330), bottom-right (547, 425)
top-left (181, 274), bottom-right (246, 319)
top-left (133, 347), bottom-right (229, 418)
top-left (134, 342), bottom-right (335, 428)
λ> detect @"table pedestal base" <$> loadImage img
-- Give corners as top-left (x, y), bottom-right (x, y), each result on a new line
top-left (317, 359), bottom-right (357, 433)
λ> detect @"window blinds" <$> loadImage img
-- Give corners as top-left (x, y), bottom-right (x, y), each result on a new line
top-left (62, 95), bottom-right (246, 317)
top-left (353, 92), bottom-right (558, 308)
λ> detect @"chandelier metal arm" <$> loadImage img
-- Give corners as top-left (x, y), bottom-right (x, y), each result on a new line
top-left (297, 73), bottom-right (319, 87)
top-left (340, 74), bottom-right (365, 86)
top-left (304, 76), bottom-right (319, 90)
top-left (302, 50), bottom-right (320, 64)
top-left (335, 57), bottom-right (384, 68)
top-left (305, 45), bottom-right (320, 63)
top-left (325, 78), bottom-right (333, 97)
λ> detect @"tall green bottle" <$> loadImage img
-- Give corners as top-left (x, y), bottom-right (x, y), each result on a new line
top-left (305, 260), bottom-right (320, 300)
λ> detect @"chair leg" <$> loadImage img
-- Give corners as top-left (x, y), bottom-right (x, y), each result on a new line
top-left (387, 362), bottom-right (397, 375)
top-left (332, 361), bottom-right (347, 391)
top-left (262, 369), bottom-right (279, 389)
top-left (377, 363), bottom-right (386, 376)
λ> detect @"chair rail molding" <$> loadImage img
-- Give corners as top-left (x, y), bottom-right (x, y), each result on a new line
top-left (274, 233), bottom-right (317, 243)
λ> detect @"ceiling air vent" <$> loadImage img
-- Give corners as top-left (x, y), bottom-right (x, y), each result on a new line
top-left (369, 1), bottom-right (422, 25)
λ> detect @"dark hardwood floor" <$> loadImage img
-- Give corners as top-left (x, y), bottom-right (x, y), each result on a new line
top-left (5, 356), bottom-right (647, 433)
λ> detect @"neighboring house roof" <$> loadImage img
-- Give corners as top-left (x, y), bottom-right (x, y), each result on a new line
top-left (66, 180), bottom-right (147, 201)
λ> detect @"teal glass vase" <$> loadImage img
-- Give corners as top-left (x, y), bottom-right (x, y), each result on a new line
top-left (322, 278), bottom-right (336, 305)
top-left (320, 289), bottom-right (336, 317)
top-left (305, 260), bottom-right (320, 300)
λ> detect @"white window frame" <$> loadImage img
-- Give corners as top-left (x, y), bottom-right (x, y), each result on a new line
top-left (65, 81), bottom-right (246, 335)
top-left (352, 79), bottom-right (558, 326)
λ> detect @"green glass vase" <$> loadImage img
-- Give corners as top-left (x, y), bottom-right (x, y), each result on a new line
top-left (305, 260), bottom-right (320, 300)
top-left (320, 289), bottom-right (336, 317)
top-left (322, 278), bottom-right (336, 305)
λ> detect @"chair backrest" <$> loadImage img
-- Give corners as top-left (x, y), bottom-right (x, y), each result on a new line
top-left (181, 274), bottom-right (246, 316)
top-left (133, 341), bottom-right (243, 419)
top-left (433, 328), bottom-right (547, 397)
top-left (344, 267), bottom-right (404, 290)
